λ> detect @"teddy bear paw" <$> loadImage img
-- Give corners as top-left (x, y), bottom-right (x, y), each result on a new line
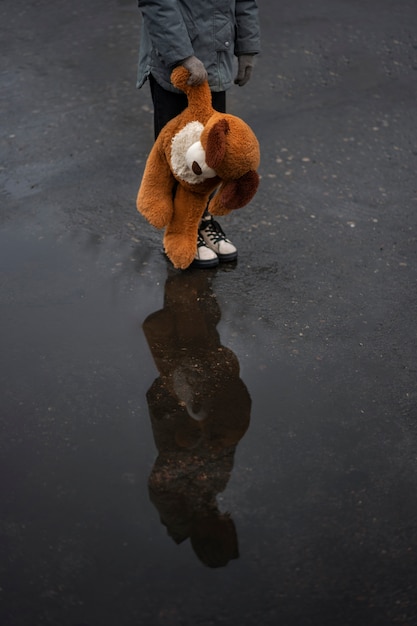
top-left (164, 234), bottom-right (196, 270)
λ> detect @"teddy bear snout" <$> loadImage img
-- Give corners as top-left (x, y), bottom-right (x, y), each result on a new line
top-left (185, 141), bottom-right (217, 179)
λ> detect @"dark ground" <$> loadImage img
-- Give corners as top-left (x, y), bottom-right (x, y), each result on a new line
top-left (1, 1), bottom-right (417, 625)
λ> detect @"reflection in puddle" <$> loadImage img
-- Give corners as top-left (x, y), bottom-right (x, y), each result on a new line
top-left (142, 268), bottom-right (251, 568)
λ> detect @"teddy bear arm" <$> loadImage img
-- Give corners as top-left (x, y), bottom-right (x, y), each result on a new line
top-left (208, 186), bottom-right (233, 216)
top-left (136, 146), bottom-right (175, 229)
top-left (209, 170), bottom-right (260, 215)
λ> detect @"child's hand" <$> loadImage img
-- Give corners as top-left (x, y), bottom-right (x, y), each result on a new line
top-left (234, 54), bottom-right (255, 86)
top-left (182, 56), bottom-right (208, 85)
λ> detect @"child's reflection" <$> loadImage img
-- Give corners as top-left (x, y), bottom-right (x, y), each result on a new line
top-left (142, 268), bottom-right (251, 568)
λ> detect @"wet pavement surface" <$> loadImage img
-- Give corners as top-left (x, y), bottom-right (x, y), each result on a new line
top-left (1, 0), bottom-right (417, 624)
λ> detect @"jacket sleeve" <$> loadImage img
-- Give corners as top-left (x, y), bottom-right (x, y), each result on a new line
top-left (234, 0), bottom-right (261, 56)
top-left (137, 0), bottom-right (194, 67)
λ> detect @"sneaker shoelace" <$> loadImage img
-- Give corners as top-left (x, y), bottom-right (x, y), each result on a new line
top-left (196, 232), bottom-right (208, 247)
top-left (201, 219), bottom-right (228, 244)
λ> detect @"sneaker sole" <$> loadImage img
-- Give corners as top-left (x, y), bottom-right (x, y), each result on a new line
top-left (191, 256), bottom-right (220, 269)
top-left (217, 251), bottom-right (238, 262)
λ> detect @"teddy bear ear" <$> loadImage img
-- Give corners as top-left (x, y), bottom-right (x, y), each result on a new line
top-left (205, 119), bottom-right (230, 169)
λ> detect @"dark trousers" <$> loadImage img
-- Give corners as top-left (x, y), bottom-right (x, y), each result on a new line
top-left (149, 74), bottom-right (226, 139)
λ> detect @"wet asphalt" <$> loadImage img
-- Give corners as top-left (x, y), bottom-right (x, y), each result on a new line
top-left (1, 0), bottom-right (417, 625)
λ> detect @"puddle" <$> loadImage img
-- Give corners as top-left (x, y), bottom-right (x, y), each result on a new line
top-left (1, 223), bottom-right (416, 625)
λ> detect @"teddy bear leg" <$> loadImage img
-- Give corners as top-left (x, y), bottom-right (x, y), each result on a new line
top-left (163, 189), bottom-right (208, 270)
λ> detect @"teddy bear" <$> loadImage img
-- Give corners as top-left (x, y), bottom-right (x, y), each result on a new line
top-left (136, 66), bottom-right (260, 270)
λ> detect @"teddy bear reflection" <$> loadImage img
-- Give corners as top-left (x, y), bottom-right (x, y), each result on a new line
top-left (143, 270), bottom-right (251, 567)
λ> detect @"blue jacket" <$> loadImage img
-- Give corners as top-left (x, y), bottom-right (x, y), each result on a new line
top-left (137, 0), bottom-right (260, 92)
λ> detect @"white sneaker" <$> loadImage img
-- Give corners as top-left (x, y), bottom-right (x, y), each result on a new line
top-left (191, 232), bottom-right (219, 268)
top-left (199, 217), bottom-right (238, 262)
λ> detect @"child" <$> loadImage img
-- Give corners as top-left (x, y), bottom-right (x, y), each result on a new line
top-left (137, 0), bottom-right (260, 267)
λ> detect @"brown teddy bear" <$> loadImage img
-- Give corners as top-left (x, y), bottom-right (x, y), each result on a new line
top-left (136, 66), bottom-right (260, 269)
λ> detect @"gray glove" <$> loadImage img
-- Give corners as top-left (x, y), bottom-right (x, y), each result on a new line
top-left (234, 54), bottom-right (255, 87)
top-left (182, 56), bottom-right (208, 85)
